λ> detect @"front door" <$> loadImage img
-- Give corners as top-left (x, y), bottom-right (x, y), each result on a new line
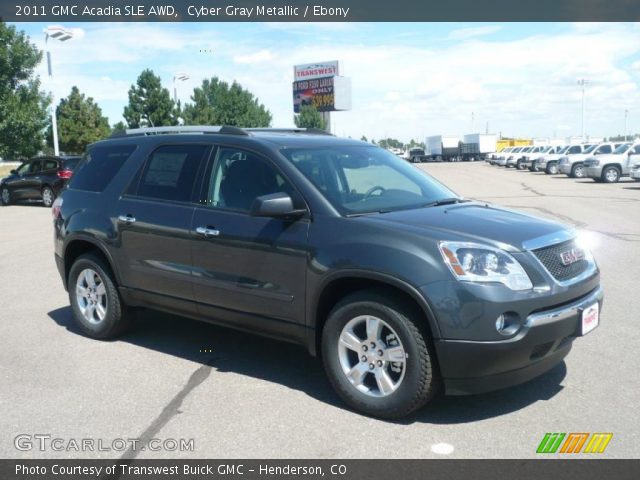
top-left (14, 160), bottom-right (42, 199)
top-left (190, 146), bottom-right (309, 334)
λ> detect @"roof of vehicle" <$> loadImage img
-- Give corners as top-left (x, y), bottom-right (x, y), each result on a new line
top-left (104, 126), bottom-right (367, 149)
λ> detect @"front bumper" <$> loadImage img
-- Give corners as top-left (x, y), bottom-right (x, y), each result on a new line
top-left (558, 163), bottom-right (572, 174)
top-left (433, 285), bottom-right (603, 395)
top-left (630, 170), bottom-right (640, 179)
top-left (585, 166), bottom-right (603, 178)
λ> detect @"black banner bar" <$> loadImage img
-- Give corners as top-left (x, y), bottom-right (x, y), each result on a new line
top-left (2, 0), bottom-right (640, 22)
top-left (1, 459), bottom-right (639, 480)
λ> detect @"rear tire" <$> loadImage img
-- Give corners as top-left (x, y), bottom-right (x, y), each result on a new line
top-left (68, 253), bottom-right (132, 339)
top-left (321, 291), bottom-right (439, 419)
top-left (42, 186), bottom-right (55, 208)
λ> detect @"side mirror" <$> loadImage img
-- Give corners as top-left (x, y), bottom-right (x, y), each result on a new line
top-left (10, 169), bottom-right (17, 175)
top-left (250, 192), bottom-right (306, 219)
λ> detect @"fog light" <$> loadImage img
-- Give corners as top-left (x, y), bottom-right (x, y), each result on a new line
top-left (495, 312), bottom-right (521, 336)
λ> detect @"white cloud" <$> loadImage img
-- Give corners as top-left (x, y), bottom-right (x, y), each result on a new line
top-left (448, 25), bottom-right (503, 40)
top-left (233, 49), bottom-right (275, 64)
top-left (28, 22), bottom-right (640, 139)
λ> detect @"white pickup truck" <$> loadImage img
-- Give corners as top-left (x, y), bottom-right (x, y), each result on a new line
top-left (521, 145), bottom-right (564, 171)
top-left (584, 142), bottom-right (640, 182)
top-left (536, 144), bottom-right (595, 174)
top-left (557, 142), bottom-right (619, 178)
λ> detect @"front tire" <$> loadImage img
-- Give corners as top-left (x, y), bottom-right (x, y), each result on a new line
top-left (321, 291), bottom-right (438, 419)
top-left (602, 166), bottom-right (621, 183)
top-left (570, 164), bottom-right (585, 178)
top-left (42, 186), bottom-right (55, 208)
top-left (546, 163), bottom-right (559, 175)
top-left (68, 253), bottom-right (132, 339)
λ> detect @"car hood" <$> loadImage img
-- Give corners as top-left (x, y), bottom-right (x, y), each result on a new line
top-left (360, 202), bottom-right (568, 252)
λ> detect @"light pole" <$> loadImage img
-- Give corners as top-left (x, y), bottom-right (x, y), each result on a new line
top-left (578, 78), bottom-right (588, 142)
top-left (624, 109), bottom-right (629, 141)
top-left (173, 73), bottom-right (189, 103)
top-left (44, 26), bottom-right (74, 157)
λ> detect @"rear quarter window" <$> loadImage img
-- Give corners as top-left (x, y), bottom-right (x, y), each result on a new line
top-left (69, 145), bottom-right (136, 192)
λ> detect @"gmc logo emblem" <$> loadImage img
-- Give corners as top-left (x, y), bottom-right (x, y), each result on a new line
top-left (559, 248), bottom-right (584, 266)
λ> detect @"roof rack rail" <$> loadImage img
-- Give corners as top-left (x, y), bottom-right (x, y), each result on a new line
top-left (245, 128), bottom-right (334, 136)
top-left (110, 125), bottom-right (248, 138)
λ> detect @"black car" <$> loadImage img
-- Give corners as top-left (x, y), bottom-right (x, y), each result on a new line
top-left (53, 126), bottom-right (602, 419)
top-left (1, 155), bottom-right (82, 207)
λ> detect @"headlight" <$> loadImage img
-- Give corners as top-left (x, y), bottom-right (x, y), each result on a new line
top-left (439, 242), bottom-right (533, 291)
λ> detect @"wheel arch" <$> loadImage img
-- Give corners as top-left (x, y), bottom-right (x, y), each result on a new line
top-left (308, 271), bottom-right (441, 357)
top-left (63, 236), bottom-right (119, 290)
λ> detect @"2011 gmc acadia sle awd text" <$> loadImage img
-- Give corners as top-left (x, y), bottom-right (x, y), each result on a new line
top-left (53, 126), bottom-right (603, 419)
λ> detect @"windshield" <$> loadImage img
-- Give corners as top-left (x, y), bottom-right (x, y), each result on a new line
top-left (613, 143), bottom-right (632, 154)
top-left (557, 146), bottom-right (570, 154)
top-left (282, 145), bottom-right (458, 215)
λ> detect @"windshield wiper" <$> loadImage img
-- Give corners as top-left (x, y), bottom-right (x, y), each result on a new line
top-left (422, 197), bottom-right (466, 208)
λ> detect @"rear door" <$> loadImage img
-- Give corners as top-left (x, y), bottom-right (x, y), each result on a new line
top-left (114, 143), bottom-right (212, 312)
top-left (40, 158), bottom-right (60, 191)
top-left (190, 145), bottom-right (309, 332)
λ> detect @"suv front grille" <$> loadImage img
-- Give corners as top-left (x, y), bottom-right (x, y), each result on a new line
top-left (532, 239), bottom-right (590, 282)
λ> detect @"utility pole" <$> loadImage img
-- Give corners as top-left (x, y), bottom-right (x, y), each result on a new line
top-left (471, 111), bottom-right (475, 132)
top-left (578, 79), bottom-right (588, 142)
top-left (624, 109), bottom-right (629, 141)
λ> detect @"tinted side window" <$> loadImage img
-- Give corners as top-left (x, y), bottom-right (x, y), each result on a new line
top-left (598, 145), bottom-right (612, 154)
top-left (206, 147), bottom-right (293, 212)
top-left (133, 145), bottom-right (208, 202)
top-left (43, 159), bottom-right (58, 171)
top-left (634, 146), bottom-right (640, 154)
top-left (28, 160), bottom-right (42, 173)
top-left (71, 145), bottom-right (136, 192)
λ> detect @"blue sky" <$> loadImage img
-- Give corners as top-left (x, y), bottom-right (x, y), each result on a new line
top-left (14, 22), bottom-right (640, 141)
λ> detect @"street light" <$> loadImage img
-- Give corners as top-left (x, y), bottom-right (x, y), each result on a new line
top-left (577, 78), bottom-right (589, 142)
top-left (173, 73), bottom-right (189, 103)
top-left (44, 25), bottom-right (75, 157)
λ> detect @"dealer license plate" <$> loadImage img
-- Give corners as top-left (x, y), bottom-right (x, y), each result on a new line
top-left (580, 302), bottom-right (599, 336)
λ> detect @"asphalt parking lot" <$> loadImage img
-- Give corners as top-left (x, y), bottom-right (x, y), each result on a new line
top-left (1, 162), bottom-right (638, 459)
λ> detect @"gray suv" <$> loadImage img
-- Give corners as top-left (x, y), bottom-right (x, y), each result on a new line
top-left (53, 126), bottom-right (603, 418)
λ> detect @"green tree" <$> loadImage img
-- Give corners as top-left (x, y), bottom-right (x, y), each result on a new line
top-left (182, 77), bottom-right (271, 127)
top-left (123, 69), bottom-right (176, 128)
top-left (293, 105), bottom-right (327, 130)
top-left (111, 121), bottom-right (127, 135)
top-left (0, 22), bottom-right (50, 159)
top-left (47, 86), bottom-right (111, 153)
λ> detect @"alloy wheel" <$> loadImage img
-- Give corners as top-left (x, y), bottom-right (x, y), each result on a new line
top-left (338, 315), bottom-right (407, 397)
top-left (75, 268), bottom-right (108, 325)
top-left (42, 187), bottom-right (54, 207)
top-left (605, 168), bottom-right (619, 183)
top-left (1, 188), bottom-right (9, 205)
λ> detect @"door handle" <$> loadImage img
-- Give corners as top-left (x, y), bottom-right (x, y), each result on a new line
top-left (196, 226), bottom-right (220, 238)
top-left (118, 214), bottom-right (136, 224)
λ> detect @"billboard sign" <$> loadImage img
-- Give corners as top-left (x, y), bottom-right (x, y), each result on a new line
top-left (293, 76), bottom-right (351, 113)
top-left (294, 61), bottom-right (340, 81)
